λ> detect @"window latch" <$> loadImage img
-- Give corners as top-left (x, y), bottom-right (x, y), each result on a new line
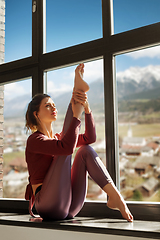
top-left (32, 1), bottom-right (36, 13)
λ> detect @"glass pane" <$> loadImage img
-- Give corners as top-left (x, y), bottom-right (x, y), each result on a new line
top-left (113, 0), bottom-right (160, 34)
top-left (4, 0), bottom-right (32, 63)
top-left (3, 79), bottom-right (32, 198)
top-left (46, 0), bottom-right (102, 52)
top-left (116, 45), bottom-right (160, 202)
top-left (47, 59), bottom-right (106, 200)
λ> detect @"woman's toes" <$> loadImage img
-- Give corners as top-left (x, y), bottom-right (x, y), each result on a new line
top-left (121, 206), bottom-right (133, 222)
top-left (129, 213), bottom-right (134, 222)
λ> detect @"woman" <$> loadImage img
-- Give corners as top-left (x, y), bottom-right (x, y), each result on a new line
top-left (25, 64), bottom-right (133, 222)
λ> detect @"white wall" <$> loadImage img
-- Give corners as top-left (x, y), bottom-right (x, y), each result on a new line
top-left (0, 224), bottom-right (156, 240)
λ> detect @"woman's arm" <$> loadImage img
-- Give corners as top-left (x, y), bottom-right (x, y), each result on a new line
top-left (27, 95), bottom-right (84, 156)
top-left (27, 117), bottom-right (81, 156)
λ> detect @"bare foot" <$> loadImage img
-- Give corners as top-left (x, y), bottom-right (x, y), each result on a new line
top-left (103, 183), bottom-right (133, 222)
top-left (74, 63), bottom-right (89, 92)
top-left (107, 194), bottom-right (133, 222)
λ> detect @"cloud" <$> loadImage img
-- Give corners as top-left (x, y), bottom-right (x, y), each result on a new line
top-left (126, 45), bottom-right (160, 59)
top-left (4, 81), bottom-right (31, 100)
top-left (47, 79), bottom-right (72, 97)
top-left (84, 59), bottom-right (103, 83)
top-left (47, 67), bottom-right (74, 86)
top-left (116, 64), bottom-right (160, 83)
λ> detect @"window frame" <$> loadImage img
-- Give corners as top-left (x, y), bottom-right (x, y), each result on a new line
top-left (0, 0), bottom-right (160, 220)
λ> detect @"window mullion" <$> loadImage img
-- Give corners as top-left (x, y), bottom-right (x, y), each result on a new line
top-left (102, 0), bottom-right (113, 39)
top-left (102, 0), bottom-right (117, 184)
top-left (32, 0), bottom-right (45, 95)
top-left (103, 53), bottom-right (117, 185)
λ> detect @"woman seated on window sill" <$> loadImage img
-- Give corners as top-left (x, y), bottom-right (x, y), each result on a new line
top-left (25, 63), bottom-right (133, 222)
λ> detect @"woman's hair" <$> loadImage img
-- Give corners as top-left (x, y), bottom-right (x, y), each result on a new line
top-left (25, 93), bottom-right (50, 132)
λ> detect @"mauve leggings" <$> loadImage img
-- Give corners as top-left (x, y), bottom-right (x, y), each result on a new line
top-left (34, 104), bottom-right (112, 220)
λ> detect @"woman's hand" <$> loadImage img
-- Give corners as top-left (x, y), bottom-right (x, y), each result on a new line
top-left (72, 90), bottom-right (91, 114)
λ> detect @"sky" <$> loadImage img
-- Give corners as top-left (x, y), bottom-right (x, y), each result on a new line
top-left (3, 0), bottom-right (160, 99)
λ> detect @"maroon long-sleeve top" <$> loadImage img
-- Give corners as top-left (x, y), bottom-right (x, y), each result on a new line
top-left (25, 112), bottom-right (96, 200)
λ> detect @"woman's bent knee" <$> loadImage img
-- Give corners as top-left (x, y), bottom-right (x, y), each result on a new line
top-left (78, 145), bottom-right (93, 153)
top-left (77, 145), bottom-right (96, 157)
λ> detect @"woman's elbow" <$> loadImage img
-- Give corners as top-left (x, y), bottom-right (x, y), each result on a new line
top-left (91, 138), bottom-right (96, 144)
top-left (88, 134), bottom-right (96, 144)
top-left (91, 133), bottom-right (96, 143)
top-left (93, 136), bottom-right (96, 143)
top-left (66, 145), bottom-right (75, 155)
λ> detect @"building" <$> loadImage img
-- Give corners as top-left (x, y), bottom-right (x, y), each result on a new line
top-left (138, 177), bottom-right (159, 197)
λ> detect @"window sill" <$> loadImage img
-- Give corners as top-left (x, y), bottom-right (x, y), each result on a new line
top-left (0, 213), bottom-right (160, 239)
top-left (0, 200), bottom-right (160, 239)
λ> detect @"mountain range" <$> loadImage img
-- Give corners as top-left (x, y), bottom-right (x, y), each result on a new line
top-left (3, 65), bottom-right (160, 119)
top-left (117, 65), bottom-right (160, 100)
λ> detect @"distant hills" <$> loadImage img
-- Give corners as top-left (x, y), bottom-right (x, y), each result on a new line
top-left (3, 65), bottom-right (160, 119)
top-left (123, 86), bottom-right (160, 101)
top-left (4, 79), bottom-right (105, 119)
top-left (4, 94), bottom-right (30, 119)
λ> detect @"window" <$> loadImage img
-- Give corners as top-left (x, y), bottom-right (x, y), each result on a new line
top-left (116, 46), bottom-right (160, 202)
top-left (3, 79), bottom-right (32, 198)
top-left (5, 0), bottom-right (32, 63)
top-left (46, 0), bottom-right (102, 52)
top-left (0, 0), bottom-right (159, 219)
top-left (113, 0), bottom-right (160, 34)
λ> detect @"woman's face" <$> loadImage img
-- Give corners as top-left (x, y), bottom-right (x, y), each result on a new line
top-left (37, 97), bottom-right (57, 123)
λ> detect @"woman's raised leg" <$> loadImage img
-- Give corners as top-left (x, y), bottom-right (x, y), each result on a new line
top-left (34, 104), bottom-right (73, 220)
